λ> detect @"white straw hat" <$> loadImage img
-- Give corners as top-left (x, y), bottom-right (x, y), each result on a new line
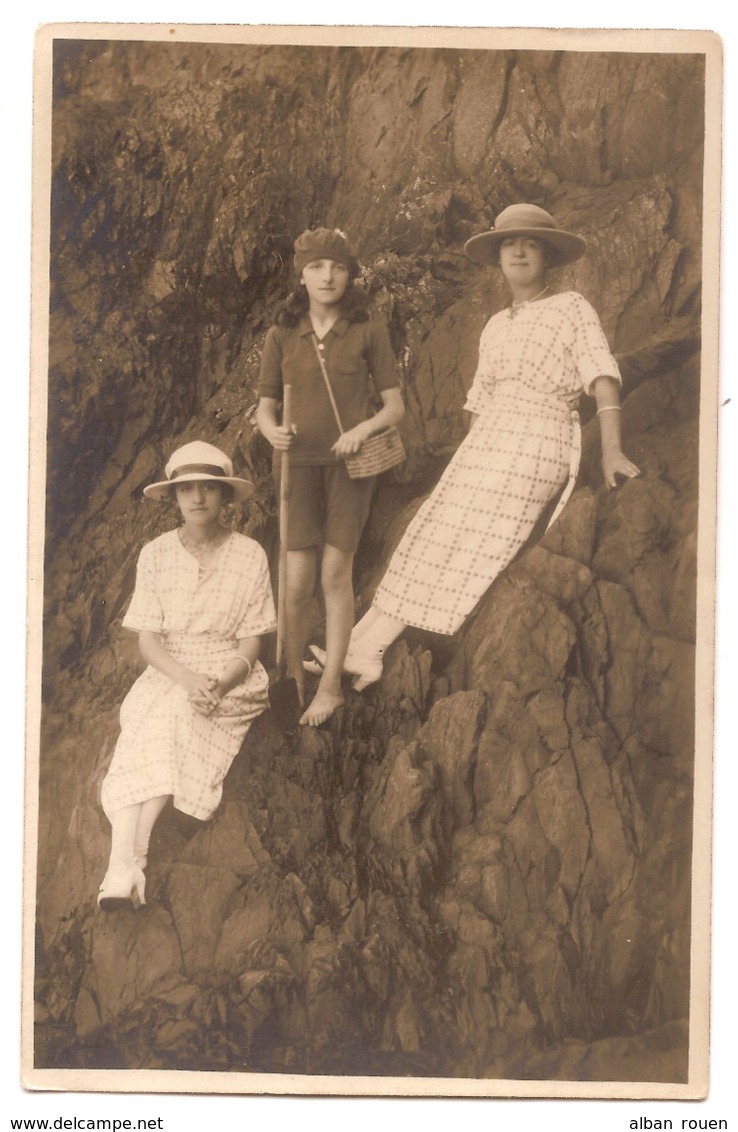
top-left (143, 441), bottom-right (254, 501)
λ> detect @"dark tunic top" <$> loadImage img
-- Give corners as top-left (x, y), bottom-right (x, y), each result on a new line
top-left (257, 314), bottom-right (399, 466)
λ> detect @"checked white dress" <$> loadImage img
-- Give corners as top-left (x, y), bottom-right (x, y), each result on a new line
top-left (101, 530), bottom-right (276, 821)
top-left (373, 291), bottom-right (621, 636)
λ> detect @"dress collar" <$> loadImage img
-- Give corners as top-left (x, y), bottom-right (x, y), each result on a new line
top-left (298, 314), bottom-right (349, 339)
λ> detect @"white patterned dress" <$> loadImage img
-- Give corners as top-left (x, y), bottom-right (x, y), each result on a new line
top-left (101, 530), bottom-right (276, 821)
top-left (373, 291), bottom-right (621, 635)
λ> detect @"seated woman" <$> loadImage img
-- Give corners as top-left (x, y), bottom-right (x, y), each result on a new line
top-left (309, 203), bottom-right (640, 689)
top-left (98, 441), bottom-right (276, 911)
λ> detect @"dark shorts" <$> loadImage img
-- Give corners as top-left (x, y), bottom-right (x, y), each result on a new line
top-left (276, 462), bottom-right (376, 553)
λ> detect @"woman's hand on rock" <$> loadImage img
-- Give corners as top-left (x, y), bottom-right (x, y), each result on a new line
top-left (602, 450), bottom-right (641, 490)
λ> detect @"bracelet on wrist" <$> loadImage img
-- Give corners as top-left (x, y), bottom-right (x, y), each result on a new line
top-left (229, 655), bottom-right (253, 677)
top-left (596, 405), bottom-right (622, 416)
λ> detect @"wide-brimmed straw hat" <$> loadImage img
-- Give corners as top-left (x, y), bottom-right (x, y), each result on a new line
top-left (464, 203), bottom-right (587, 267)
top-left (143, 441), bottom-right (254, 501)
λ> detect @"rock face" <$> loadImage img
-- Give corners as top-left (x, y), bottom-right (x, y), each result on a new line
top-left (35, 40), bottom-right (703, 1083)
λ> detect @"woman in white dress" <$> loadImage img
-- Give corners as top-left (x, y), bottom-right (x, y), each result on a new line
top-left (98, 441), bottom-right (276, 911)
top-left (308, 203), bottom-right (640, 689)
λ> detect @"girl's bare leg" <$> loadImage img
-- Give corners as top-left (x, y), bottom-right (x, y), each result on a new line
top-left (301, 543), bottom-right (353, 726)
top-left (285, 548), bottom-right (319, 705)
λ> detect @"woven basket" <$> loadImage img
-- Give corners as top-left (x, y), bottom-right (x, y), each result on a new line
top-left (310, 331), bottom-right (406, 479)
top-left (344, 426), bottom-right (406, 479)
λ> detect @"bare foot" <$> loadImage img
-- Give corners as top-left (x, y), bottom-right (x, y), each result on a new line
top-left (299, 689), bottom-right (344, 727)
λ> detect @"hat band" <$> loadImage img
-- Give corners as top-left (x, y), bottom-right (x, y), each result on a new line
top-left (496, 221), bottom-right (556, 232)
top-left (168, 463), bottom-right (228, 481)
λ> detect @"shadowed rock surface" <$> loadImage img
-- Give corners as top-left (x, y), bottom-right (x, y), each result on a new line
top-left (35, 41), bottom-right (702, 1083)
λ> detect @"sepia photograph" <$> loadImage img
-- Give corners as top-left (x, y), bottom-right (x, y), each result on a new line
top-left (22, 21), bottom-right (721, 1101)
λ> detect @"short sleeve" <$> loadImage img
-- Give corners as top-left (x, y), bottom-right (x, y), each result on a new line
top-left (570, 295), bottom-right (621, 397)
top-left (463, 320), bottom-right (496, 413)
top-left (256, 326), bottom-right (285, 400)
top-left (366, 320), bottom-right (400, 393)
top-left (463, 376), bottom-right (486, 415)
top-left (122, 543), bottom-right (163, 633)
top-left (235, 544), bottom-right (277, 638)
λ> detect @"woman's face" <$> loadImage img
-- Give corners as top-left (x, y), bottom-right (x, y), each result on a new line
top-left (175, 480), bottom-right (225, 526)
top-left (301, 258), bottom-right (350, 306)
top-left (498, 236), bottom-right (548, 287)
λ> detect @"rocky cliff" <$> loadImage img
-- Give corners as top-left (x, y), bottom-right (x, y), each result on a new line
top-left (35, 39), bottom-right (703, 1084)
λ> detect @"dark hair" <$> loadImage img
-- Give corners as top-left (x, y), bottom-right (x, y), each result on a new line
top-left (273, 277), bottom-right (370, 328)
top-left (493, 236), bottom-right (558, 269)
top-left (169, 480), bottom-right (235, 503)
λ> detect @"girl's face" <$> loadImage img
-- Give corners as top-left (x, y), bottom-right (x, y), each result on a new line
top-left (175, 480), bottom-right (225, 526)
top-left (300, 258), bottom-right (350, 306)
top-left (498, 236), bottom-right (548, 287)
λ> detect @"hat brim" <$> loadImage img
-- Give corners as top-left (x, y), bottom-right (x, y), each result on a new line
top-left (143, 473), bottom-right (254, 501)
top-left (464, 227), bottom-right (587, 267)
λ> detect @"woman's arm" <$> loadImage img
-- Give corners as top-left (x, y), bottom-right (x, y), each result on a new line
top-left (331, 387), bottom-right (405, 457)
top-left (592, 376), bottom-right (640, 489)
top-left (139, 631), bottom-right (219, 704)
top-left (215, 637), bottom-right (261, 698)
top-left (255, 396), bottom-right (296, 451)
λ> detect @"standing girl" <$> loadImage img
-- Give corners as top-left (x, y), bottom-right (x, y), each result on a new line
top-left (310, 203), bottom-right (640, 689)
top-left (256, 227), bottom-right (404, 726)
top-left (98, 441), bottom-right (276, 910)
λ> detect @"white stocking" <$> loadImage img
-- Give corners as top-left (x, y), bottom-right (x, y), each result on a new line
top-left (349, 611), bottom-right (405, 656)
top-left (350, 606), bottom-right (382, 641)
top-left (106, 804), bottom-right (141, 872)
top-left (133, 795), bottom-right (169, 868)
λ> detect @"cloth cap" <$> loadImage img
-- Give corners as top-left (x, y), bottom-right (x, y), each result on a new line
top-left (293, 227), bottom-right (358, 275)
top-left (143, 441), bottom-right (254, 501)
top-left (464, 203), bottom-right (587, 267)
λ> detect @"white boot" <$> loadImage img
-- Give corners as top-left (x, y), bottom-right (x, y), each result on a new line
top-left (306, 613), bottom-right (404, 692)
top-left (307, 643), bottom-right (384, 691)
top-left (98, 863), bottom-right (147, 911)
top-left (99, 804), bottom-right (145, 911)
